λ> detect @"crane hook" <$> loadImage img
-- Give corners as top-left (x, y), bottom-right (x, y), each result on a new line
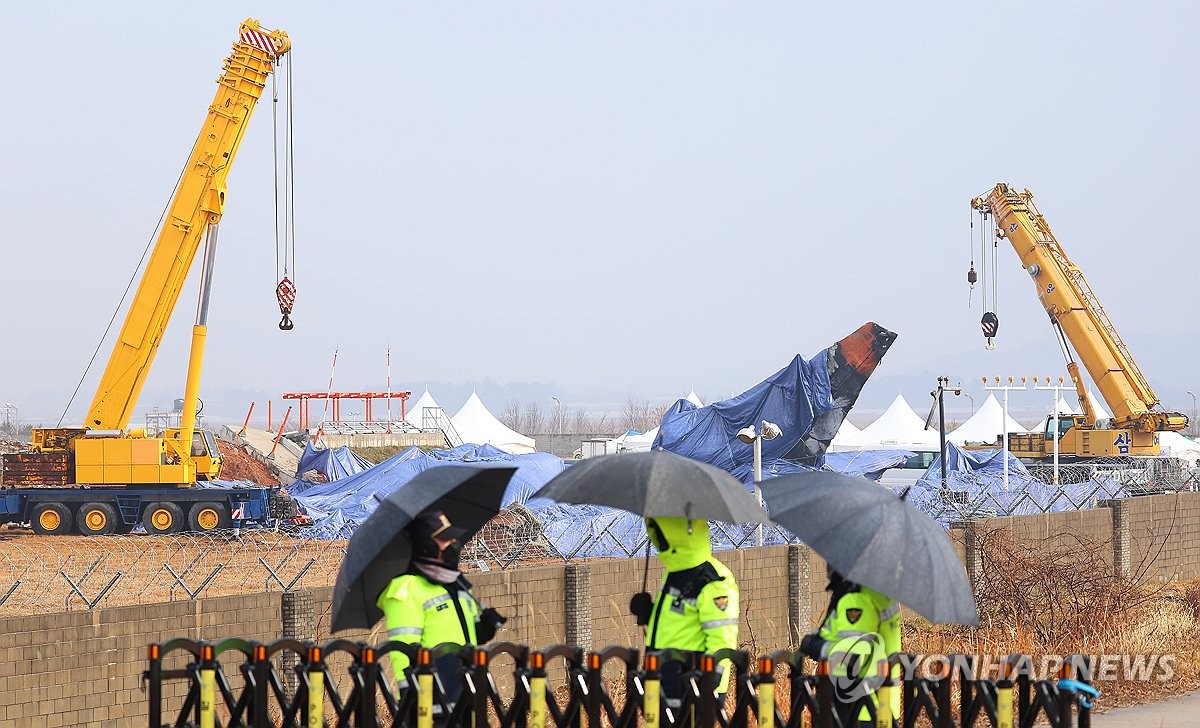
top-left (276, 277), bottom-right (296, 331)
top-left (981, 311), bottom-right (998, 351)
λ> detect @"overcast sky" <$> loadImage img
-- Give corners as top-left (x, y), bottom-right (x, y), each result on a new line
top-left (2, 1), bottom-right (1197, 427)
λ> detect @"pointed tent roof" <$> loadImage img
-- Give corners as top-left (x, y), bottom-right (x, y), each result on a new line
top-left (686, 389), bottom-right (704, 407)
top-left (404, 387), bottom-right (443, 428)
top-left (451, 391), bottom-right (536, 454)
top-left (948, 394), bottom-right (1027, 445)
top-left (623, 426), bottom-right (659, 453)
top-left (827, 418), bottom-right (863, 452)
top-left (1087, 391), bottom-right (1112, 420)
top-left (855, 394), bottom-right (941, 449)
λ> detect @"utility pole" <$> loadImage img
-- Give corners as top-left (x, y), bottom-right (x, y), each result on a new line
top-left (924, 377), bottom-right (962, 491)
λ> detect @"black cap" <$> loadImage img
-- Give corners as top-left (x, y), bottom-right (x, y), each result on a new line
top-left (408, 510), bottom-right (467, 543)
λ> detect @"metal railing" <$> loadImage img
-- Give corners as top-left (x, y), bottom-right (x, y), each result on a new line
top-left (144, 638), bottom-right (1097, 727)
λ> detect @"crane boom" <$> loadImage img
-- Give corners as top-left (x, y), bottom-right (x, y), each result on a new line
top-left (972, 184), bottom-right (1186, 435)
top-left (86, 19), bottom-right (289, 431)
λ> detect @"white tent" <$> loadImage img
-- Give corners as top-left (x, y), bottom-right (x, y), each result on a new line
top-left (623, 426), bottom-right (659, 453)
top-left (686, 389), bottom-right (704, 408)
top-left (1157, 431), bottom-right (1200, 466)
top-left (853, 394), bottom-right (941, 450)
top-left (947, 394), bottom-right (1027, 446)
top-left (404, 388), bottom-right (444, 429)
top-left (451, 391), bottom-right (536, 454)
top-left (827, 419), bottom-right (864, 452)
top-left (1087, 391), bottom-right (1113, 420)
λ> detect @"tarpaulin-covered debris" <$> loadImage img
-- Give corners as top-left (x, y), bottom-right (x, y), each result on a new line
top-left (289, 442), bottom-right (374, 495)
top-left (900, 441), bottom-right (1130, 525)
top-left (294, 444), bottom-right (564, 536)
top-left (656, 322), bottom-right (898, 482)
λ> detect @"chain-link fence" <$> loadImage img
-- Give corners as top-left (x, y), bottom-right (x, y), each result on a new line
top-left (2, 455), bottom-right (1194, 616)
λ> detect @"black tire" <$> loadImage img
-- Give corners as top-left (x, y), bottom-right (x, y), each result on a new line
top-left (187, 502), bottom-right (231, 533)
top-left (143, 502), bottom-right (184, 535)
top-left (78, 502), bottom-right (118, 536)
top-left (31, 503), bottom-right (73, 536)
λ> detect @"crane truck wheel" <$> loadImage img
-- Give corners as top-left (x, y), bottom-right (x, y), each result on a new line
top-left (31, 503), bottom-right (73, 536)
top-left (78, 502), bottom-right (118, 536)
top-left (143, 502), bottom-right (184, 536)
top-left (187, 503), bottom-right (231, 533)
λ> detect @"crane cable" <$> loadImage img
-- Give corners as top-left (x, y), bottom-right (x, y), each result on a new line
top-left (272, 54), bottom-right (297, 330)
top-left (57, 143), bottom-right (199, 428)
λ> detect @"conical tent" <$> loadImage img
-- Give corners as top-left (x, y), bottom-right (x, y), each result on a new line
top-left (948, 394), bottom-right (1027, 446)
top-left (1087, 391), bottom-right (1113, 420)
top-left (854, 394), bottom-right (940, 449)
top-left (404, 388), bottom-right (443, 429)
top-left (828, 418), bottom-right (863, 452)
top-left (451, 391), bottom-right (536, 454)
top-left (1158, 431), bottom-right (1200, 466)
top-left (686, 389), bottom-right (704, 407)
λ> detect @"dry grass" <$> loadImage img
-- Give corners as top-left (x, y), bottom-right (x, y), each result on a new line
top-left (907, 526), bottom-right (1200, 712)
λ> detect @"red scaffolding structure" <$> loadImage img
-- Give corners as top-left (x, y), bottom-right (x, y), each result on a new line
top-left (282, 391), bottom-right (412, 431)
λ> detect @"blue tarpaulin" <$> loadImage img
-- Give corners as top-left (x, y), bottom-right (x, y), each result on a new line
top-left (289, 442), bottom-right (374, 495)
top-left (901, 442), bottom-right (1129, 525)
top-left (294, 445), bottom-right (565, 533)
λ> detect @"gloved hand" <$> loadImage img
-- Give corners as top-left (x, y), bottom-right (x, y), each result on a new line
top-left (476, 607), bottom-right (507, 643)
top-left (799, 633), bottom-right (826, 661)
top-left (629, 591), bottom-right (653, 626)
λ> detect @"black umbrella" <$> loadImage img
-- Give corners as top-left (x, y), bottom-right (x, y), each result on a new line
top-left (533, 451), bottom-right (769, 524)
top-left (760, 471), bottom-right (978, 626)
top-left (331, 465), bottom-right (518, 632)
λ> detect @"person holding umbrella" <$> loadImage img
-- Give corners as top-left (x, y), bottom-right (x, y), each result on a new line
top-left (379, 509), bottom-right (507, 706)
top-left (629, 516), bottom-right (739, 709)
top-left (760, 470), bottom-right (980, 728)
top-left (332, 467), bottom-right (520, 716)
top-left (800, 566), bottom-right (901, 727)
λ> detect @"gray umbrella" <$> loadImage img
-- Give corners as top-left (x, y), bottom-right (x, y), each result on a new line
top-left (331, 465), bottom-right (517, 632)
top-left (760, 471), bottom-right (978, 626)
top-left (533, 451), bottom-right (768, 523)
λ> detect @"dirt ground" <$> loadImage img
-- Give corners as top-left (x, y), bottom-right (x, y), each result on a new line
top-left (215, 438), bottom-right (283, 485)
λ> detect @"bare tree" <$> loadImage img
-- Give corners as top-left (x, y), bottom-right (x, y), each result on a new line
top-left (619, 398), bottom-right (666, 433)
top-left (499, 400), bottom-right (522, 430)
top-left (546, 399), bottom-right (570, 435)
top-left (520, 401), bottom-right (545, 436)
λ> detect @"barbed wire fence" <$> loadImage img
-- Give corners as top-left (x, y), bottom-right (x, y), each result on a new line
top-left (1, 456), bottom-right (1194, 617)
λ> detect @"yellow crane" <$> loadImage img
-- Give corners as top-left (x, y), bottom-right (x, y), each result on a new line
top-left (1, 20), bottom-right (295, 535)
top-left (970, 184), bottom-right (1187, 459)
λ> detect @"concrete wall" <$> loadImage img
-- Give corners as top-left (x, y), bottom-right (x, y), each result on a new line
top-left (3, 491), bottom-right (1198, 725)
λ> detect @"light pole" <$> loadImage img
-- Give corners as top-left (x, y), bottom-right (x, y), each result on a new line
top-left (983, 376), bottom-right (1027, 493)
top-left (924, 377), bottom-right (962, 492)
top-left (1034, 376), bottom-right (1074, 486)
top-left (737, 420), bottom-right (782, 547)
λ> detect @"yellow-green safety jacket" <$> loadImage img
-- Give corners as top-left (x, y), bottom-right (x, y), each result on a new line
top-left (377, 573), bottom-right (481, 678)
top-left (645, 517), bottom-right (739, 695)
top-left (817, 583), bottom-right (902, 723)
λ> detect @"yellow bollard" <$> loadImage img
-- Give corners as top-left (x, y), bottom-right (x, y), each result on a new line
top-left (529, 676), bottom-right (547, 728)
top-left (307, 646), bottom-right (324, 728)
top-left (644, 653), bottom-right (661, 728)
top-left (199, 667), bottom-right (215, 728)
top-left (997, 684), bottom-right (1013, 728)
top-left (417, 672), bottom-right (434, 728)
top-left (199, 644), bottom-right (215, 728)
top-left (757, 657), bottom-right (775, 728)
top-left (875, 685), bottom-right (892, 728)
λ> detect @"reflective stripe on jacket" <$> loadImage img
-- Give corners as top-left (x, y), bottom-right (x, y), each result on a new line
top-left (377, 573), bottom-right (480, 677)
top-left (818, 583), bottom-right (901, 722)
top-left (644, 517), bottom-right (739, 694)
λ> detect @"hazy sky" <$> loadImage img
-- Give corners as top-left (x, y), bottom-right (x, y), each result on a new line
top-left (2, 2), bottom-right (1197, 427)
